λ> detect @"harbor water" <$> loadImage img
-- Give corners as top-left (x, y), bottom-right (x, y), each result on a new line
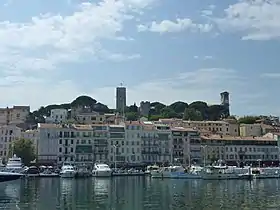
top-left (1, 177), bottom-right (280, 209)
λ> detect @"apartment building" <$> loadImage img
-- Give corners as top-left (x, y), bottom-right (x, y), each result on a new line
top-left (171, 127), bottom-right (201, 165)
top-left (45, 109), bottom-right (68, 124)
top-left (154, 123), bottom-right (172, 163)
top-left (124, 122), bottom-right (142, 165)
top-left (0, 125), bottom-right (21, 161)
top-left (0, 106), bottom-right (30, 125)
top-left (239, 124), bottom-right (262, 137)
top-left (140, 122), bottom-right (161, 164)
top-left (201, 135), bottom-right (278, 166)
top-left (183, 120), bottom-right (239, 136)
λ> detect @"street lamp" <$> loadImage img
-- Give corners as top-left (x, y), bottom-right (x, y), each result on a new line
top-left (201, 145), bottom-right (207, 167)
top-left (113, 144), bottom-right (118, 170)
top-left (275, 146), bottom-right (280, 166)
top-left (257, 159), bottom-right (261, 168)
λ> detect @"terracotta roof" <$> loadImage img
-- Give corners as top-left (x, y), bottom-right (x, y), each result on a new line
top-left (142, 124), bottom-right (156, 131)
top-left (124, 121), bottom-right (143, 126)
top-left (73, 125), bottom-right (93, 130)
top-left (171, 127), bottom-right (196, 132)
top-left (201, 134), bottom-right (274, 141)
top-left (183, 120), bottom-right (228, 124)
top-left (38, 123), bottom-right (62, 129)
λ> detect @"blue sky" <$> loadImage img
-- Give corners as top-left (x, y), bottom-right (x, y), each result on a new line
top-left (0, 0), bottom-right (279, 116)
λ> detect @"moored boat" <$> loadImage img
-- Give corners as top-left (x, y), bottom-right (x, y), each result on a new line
top-left (5, 155), bottom-right (24, 173)
top-left (92, 163), bottom-right (112, 177)
top-left (60, 162), bottom-right (76, 178)
top-left (201, 160), bottom-right (251, 180)
top-left (113, 168), bottom-right (145, 176)
top-left (151, 165), bottom-right (203, 179)
top-left (0, 171), bottom-right (22, 182)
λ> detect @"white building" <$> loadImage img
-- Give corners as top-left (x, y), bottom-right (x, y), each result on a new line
top-left (201, 135), bottom-right (279, 166)
top-left (239, 124), bottom-right (262, 137)
top-left (45, 109), bottom-right (68, 124)
top-left (37, 123), bottom-right (60, 164)
top-left (0, 125), bottom-right (21, 161)
top-left (124, 122), bottom-right (143, 164)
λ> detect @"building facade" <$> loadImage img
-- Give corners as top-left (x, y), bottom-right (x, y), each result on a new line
top-left (46, 109), bottom-right (68, 124)
top-left (183, 120), bottom-right (239, 136)
top-left (139, 101), bottom-right (151, 117)
top-left (201, 135), bottom-right (278, 166)
top-left (0, 125), bottom-right (21, 161)
top-left (116, 86), bottom-right (126, 112)
top-left (0, 106), bottom-right (30, 125)
top-left (239, 124), bottom-right (262, 137)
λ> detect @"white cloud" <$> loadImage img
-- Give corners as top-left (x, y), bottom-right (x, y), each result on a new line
top-left (0, 0), bottom-right (156, 75)
top-left (214, 0), bottom-right (280, 40)
top-left (0, 68), bottom-right (240, 108)
top-left (137, 18), bottom-right (212, 33)
top-left (0, 67), bottom-right (272, 116)
top-left (260, 73), bottom-right (280, 78)
top-left (194, 55), bottom-right (214, 60)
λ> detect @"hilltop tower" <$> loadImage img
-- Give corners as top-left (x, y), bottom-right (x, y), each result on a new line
top-left (220, 91), bottom-right (230, 118)
top-left (116, 84), bottom-right (126, 116)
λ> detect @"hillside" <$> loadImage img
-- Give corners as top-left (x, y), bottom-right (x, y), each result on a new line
top-left (26, 96), bottom-right (230, 125)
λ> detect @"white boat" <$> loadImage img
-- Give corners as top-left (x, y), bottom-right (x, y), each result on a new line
top-left (250, 167), bottom-right (280, 179)
top-left (113, 169), bottom-right (145, 176)
top-left (145, 165), bottom-right (160, 175)
top-left (60, 162), bottom-right (76, 178)
top-left (5, 155), bottom-right (24, 173)
top-left (92, 163), bottom-right (112, 177)
top-left (202, 161), bottom-right (250, 180)
top-left (151, 165), bottom-right (203, 179)
top-left (0, 171), bottom-right (22, 182)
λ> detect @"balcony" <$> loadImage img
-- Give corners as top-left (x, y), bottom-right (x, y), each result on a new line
top-left (141, 150), bottom-right (160, 154)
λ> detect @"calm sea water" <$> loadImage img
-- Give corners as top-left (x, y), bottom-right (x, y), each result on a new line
top-left (1, 177), bottom-right (280, 209)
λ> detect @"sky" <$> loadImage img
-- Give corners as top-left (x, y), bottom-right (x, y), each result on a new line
top-left (0, 0), bottom-right (279, 116)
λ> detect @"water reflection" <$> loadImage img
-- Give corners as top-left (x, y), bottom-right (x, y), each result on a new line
top-left (2, 178), bottom-right (280, 209)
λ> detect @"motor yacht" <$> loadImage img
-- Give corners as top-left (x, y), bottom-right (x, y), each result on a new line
top-left (60, 162), bottom-right (76, 178)
top-left (151, 165), bottom-right (203, 179)
top-left (5, 155), bottom-right (24, 173)
top-left (92, 163), bottom-right (112, 177)
top-left (0, 171), bottom-right (22, 182)
top-left (201, 160), bottom-right (250, 180)
top-left (145, 165), bottom-right (160, 175)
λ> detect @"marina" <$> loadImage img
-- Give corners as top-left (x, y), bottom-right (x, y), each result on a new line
top-left (2, 176), bottom-right (280, 209)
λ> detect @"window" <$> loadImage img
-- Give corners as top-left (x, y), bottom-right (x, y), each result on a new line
top-left (59, 139), bottom-right (62, 144)
top-left (59, 148), bottom-right (62, 152)
top-left (71, 148), bottom-right (73, 152)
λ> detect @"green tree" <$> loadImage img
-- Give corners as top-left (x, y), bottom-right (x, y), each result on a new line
top-left (150, 102), bottom-right (166, 115)
top-left (189, 101), bottom-right (208, 118)
top-left (126, 112), bottom-right (138, 121)
top-left (183, 108), bottom-right (203, 121)
top-left (169, 101), bottom-right (188, 113)
top-left (238, 116), bottom-right (259, 124)
top-left (149, 115), bottom-right (163, 121)
top-left (13, 139), bottom-right (36, 166)
top-left (160, 107), bottom-right (178, 118)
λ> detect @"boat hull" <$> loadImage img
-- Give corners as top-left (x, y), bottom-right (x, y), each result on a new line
top-left (60, 171), bottom-right (76, 178)
top-left (92, 170), bottom-right (112, 177)
top-left (202, 173), bottom-right (240, 180)
top-left (112, 172), bottom-right (145, 176)
top-left (39, 173), bottom-right (60, 177)
top-left (151, 171), bottom-right (201, 179)
top-left (0, 172), bottom-right (22, 182)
